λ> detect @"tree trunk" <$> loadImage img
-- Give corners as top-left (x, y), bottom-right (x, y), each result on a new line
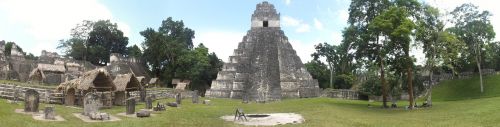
top-left (380, 57), bottom-right (388, 108)
top-left (407, 65), bottom-right (414, 109)
top-left (329, 64), bottom-right (334, 89)
top-left (476, 55), bottom-right (484, 93)
top-left (427, 69), bottom-right (433, 106)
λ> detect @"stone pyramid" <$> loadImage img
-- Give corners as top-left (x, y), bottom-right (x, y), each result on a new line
top-left (206, 1), bottom-right (320, 102)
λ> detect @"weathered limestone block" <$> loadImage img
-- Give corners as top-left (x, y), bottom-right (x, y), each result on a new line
top-left (167, 102), bottom-right (178, 107)
top-left (44, 106), bottom-right (55, 120)
top-left (89, 112), bottom-right (110, 120)
top-left (136, 109), bottom-right (150, 117)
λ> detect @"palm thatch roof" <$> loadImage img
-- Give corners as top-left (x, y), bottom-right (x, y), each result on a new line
top-left (56, 78), bottom-right (80, 91)
top-left (113, 73), bottom-right (142, 92)
top-left (149, 78), bottom-right (159, 84)
top-left (28, 68), bottom-right (45, 80)
top-left (37, 63), bottom-right (66, 73)
top-left (57, 68), bottom-right (115, 92)
top-left (174, 79), bottom-right (191, 90)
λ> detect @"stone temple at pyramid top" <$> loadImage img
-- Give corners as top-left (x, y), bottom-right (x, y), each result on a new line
top-left (251, 1), bottom-right (280, 28)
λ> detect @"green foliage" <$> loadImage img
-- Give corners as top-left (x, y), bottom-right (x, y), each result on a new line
top-left (175, 44), bottom-right (223, 91)
top-left (126, 45), bottom-right (142, 58)
top-left (24, 53), bottom-right (38, 60)
top-left (141, 17), bottom-right (195, 84)
top-left (58, 20), bottom-right (129, 66)
top-left (334, 74), bottom-right (355, 89)
top-left (4, 42), bottom-right (25, 57)
top-left (305, 60), bottom-right (330, 89)
top-left (360, 75), bottom-right (382, 96)
top-left (87, 20), bottom-right (129, 65)
top-left (140, 17), bottom-right (221, 91)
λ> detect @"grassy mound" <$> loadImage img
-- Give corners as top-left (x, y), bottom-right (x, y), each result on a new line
top-left (432, 74), bottom-right (500, 101)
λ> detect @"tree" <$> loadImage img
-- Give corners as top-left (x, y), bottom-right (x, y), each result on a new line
top-left (141, 17), bottom-right (195, 87)
top-left (126, 45), bottom-right (142, 58)
top-left (348, 0), bottom-right (391, 108)
top-left (305, 60), bottom-right (330, 89)
top-left (312, 43), bottom-right (340, 89)
top-left (416, 4), bottom-right (464, 106)
top-left (450, 3), bottom-right (496, 93)
top-left (57, 20), bottom-right (129, 66)
top-left (87, 20), bottom-right (129, 66)
top-left (174, 43), bottom-right (223, 93)
top-left (57, 20), bottom-right (93, 56)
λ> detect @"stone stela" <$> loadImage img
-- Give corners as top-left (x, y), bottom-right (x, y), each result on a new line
top-left (175, 93), bottom-right (181, 104)
top-left (44, 106), bottom-right (55, 120)
top-left (192, 90), bottom-right (199, 104)
top-left (24, 89), bottom-right (40, 112)
top-left (83, 92), bottom-right (101, 116)
top-left (145, 96), bottom-right (153, 109)
top-left (206, 1), bottom-right (320, 102)
top-left (126, 98), bottom-right (135, 115)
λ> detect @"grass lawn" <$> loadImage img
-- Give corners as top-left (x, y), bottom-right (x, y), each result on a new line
top-left (432, 74), bottom-right (500, 101)
top-left (1, 96), bottom-right (500, 127)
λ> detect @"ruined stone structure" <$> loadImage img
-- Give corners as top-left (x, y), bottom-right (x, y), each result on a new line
top-left (206, 1), bottom-right (320, 102)
top-left (24, 89), bottom-right (40, 112)
top-left (107, 53), bottom-right (150, 81)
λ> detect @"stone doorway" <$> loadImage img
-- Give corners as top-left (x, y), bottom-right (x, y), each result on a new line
top-left (65, 88), bottom-right (75, 106)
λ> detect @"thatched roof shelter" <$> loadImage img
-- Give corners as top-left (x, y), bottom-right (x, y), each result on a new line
top-left (136, 76), bottom-right (145, 83)
top-left (173, 79), bottom-right (191, 90)
top-left (28, 68), bottom-right (45, 81)
top-left (37, 63), bottom-right (66, 73)
top-left (57, 68), bottom-right (115, 92)
top-left (113, 73), bottom-right (142, 92)
top-left (149, 78), bottom-right (158, 84)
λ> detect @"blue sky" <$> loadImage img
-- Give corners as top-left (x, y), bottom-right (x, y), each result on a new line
top-left (0, 0), bottom-right (499, 64)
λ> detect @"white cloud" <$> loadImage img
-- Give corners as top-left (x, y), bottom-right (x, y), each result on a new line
top-left (313, 18), bottom-right (324, 30)
top-left (296, 24), bottom-right (311, 33)
top-left (282, 15), bottom-right (311, 33)
top-left (288, 39), bottom-right (316, 62)
top-left (282, 16), bottom-right (301, 27)
top-left (0, 0), bottom-right (130, 55)
top-left (193, 31), bottom-right (245, 62)
top-left (284, 0), bottom-right (291, 5)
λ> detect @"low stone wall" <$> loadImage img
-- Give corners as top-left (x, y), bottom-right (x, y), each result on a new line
top-left (320, 89), bottom-right (359, 100)
top-left (128, 89), bottom-right (194, 101)
top-left (0, 84), bottom-right (62, 104)
top-left (0, 83), bottom-right (196, 105)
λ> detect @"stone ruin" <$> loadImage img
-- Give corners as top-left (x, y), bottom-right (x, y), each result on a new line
top-left (44, 106), bottom-right (56, 120)
top-left (126, 98), bottom-right (136, 115)
top-left (206, 1), bottom-right (320, 102)
top-left (24, 89), bottom-right (40, 112)
top-left (83, 92), bottom-right (111, 120)
top-left (107, 53), bottom-right (150, 81)
top-left (192, 90), bottom-right (199, 104)
top-left (83, 92), bottom-right (101, 116)
top-left (175, 92), bottom-right (182, 104)
top-left (145, 96), bottom-right (153, 109)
